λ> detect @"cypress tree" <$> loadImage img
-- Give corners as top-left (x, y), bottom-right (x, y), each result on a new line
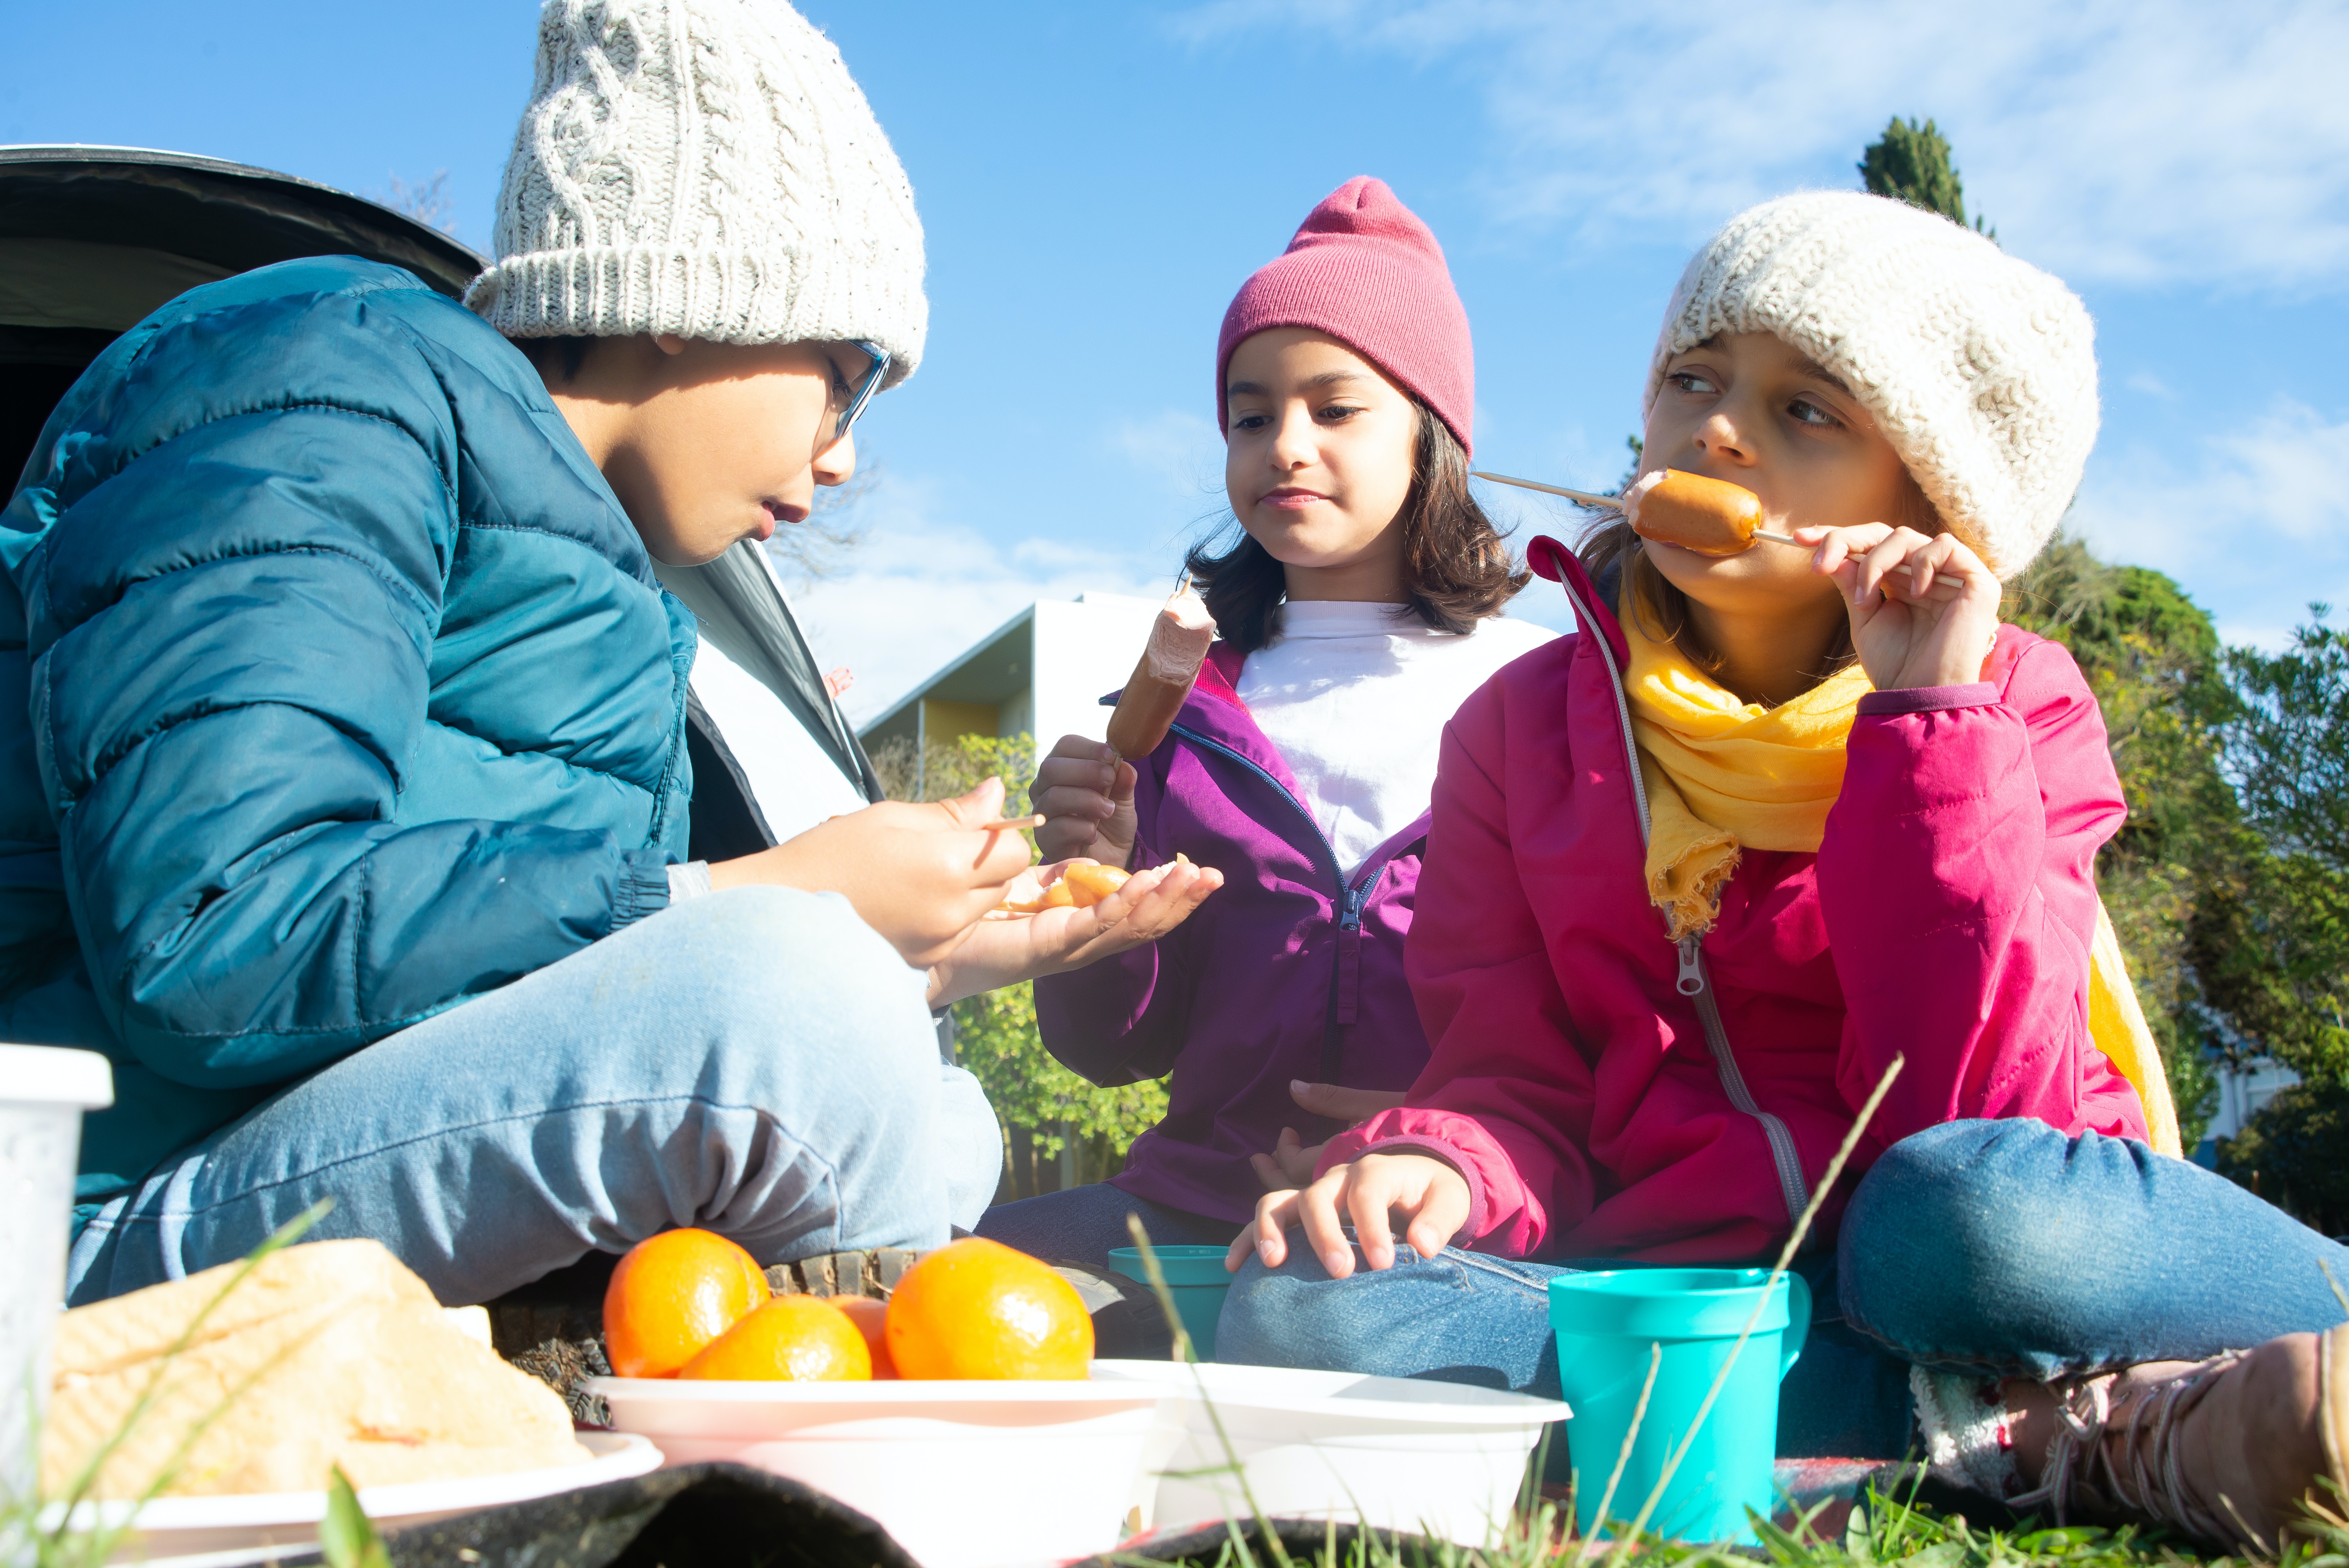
top-left (1859, 116), bottom-right (1994, 240)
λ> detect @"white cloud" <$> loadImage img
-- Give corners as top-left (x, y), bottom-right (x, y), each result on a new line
top-left (1114, 408), bottom-right (1226, 502)
top-left (2071, 399), bottom-right (2349, 643)
top-left (780, 479), bottom-right (1168, 727)
top-left (1171, 0), bottom-right (2349, 291)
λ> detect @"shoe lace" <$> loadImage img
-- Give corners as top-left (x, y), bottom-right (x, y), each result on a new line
top-left (2008, 1354), bottom-right (2246, 1547)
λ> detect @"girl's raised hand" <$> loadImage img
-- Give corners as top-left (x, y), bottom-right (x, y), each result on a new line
top-left (1226, 1151), bottom-right (1471, 1279)
top-left (1029, 735), bottom-right (1139, 866)
top-left (1795, 523), bottom-right (2001, 691)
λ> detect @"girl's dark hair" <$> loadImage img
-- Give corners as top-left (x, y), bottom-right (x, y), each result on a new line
top-left (1185, 399), bottom-right (1530, 654)
top-left (1575, 466), bottom-right (1944, 686)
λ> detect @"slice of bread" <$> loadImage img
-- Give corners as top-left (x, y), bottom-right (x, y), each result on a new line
top-left (43, 1239), bottom-right (590, 1499)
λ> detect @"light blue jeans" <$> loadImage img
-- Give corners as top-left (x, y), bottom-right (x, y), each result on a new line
top-left (66, 887), bottom-right (1004, 1306)
top-left (1219, 1119), bottom-right (2349, 1460)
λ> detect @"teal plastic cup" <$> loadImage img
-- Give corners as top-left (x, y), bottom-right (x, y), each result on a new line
top-left (1548, 1267), bottom-right (1811, 1544)
top-left (1106, 1245), bottom-right (1233, 1361)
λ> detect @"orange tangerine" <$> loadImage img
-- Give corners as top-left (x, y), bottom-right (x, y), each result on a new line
top-left (832, 1296), bottom-right (899, 1379)
top-left (884, 1237), bottom-right (1094, 1380)
top-left (678, 1294), bottom-right (872, 1381)
top-left (603, 1228), bottom-right (769, 1379)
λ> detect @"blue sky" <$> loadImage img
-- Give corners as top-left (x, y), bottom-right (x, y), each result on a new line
top-left (11, 0), bottom-right (2348, 721)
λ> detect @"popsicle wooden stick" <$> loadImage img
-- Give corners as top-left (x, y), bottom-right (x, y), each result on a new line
top-left (1471, 469), bottom-right (1963, 589)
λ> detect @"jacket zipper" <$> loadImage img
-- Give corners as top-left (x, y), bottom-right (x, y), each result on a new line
top-left (1167, 722), bottom-right (1399, 1092)
top-left (1551, 566), bottom-right (1811, 1230)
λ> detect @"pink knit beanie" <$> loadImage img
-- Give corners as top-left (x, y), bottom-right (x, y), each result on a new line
top-left (1216, 176), bottom-right (1475, 456)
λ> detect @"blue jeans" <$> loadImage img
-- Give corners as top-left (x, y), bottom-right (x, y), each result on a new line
top-left (976, 1181), bottom-right (1242, 1270)
top-left (1218, 1119), bottom-right (2349, 1459)
top-left (66, 887), bottom-right (1005, 1306)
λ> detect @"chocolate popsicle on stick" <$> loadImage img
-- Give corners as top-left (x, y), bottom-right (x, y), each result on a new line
top-left (1105, 577), bottom-right (1217, 761)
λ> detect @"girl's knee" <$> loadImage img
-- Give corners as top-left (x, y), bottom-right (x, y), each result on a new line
top-left (1839, 1117), bottom-right (2083, 1354)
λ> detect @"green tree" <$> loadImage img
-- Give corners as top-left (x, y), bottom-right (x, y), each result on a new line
top-left (2194, 612), bottom-right (2349, 1226)
top-left (871, 729), bottom-right (1173, 1195)
top-left (2193, 615), bottom-right (2349, 1087)
top-left (1859, 116), bottom-right (1995, 239)
top-left (954, 979), bottom-right (1171, 1199)
top-left (2214, 1081), bottom-right (2349, 1233)
top-left (2005, 536), bottom-right (2232, 1146)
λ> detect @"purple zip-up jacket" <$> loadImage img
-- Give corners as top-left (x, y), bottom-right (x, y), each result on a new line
top-left (1033, 645), bottom-right (1435, 1222)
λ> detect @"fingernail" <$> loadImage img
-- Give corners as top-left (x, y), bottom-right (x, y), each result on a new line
top-left (1259, 1239), bottom-right (1276, 1263)
top-left (1290, 1079), bottom-right (1309, 1094)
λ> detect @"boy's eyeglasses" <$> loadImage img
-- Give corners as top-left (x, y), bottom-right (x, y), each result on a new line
top-left (829, 340), bottom-right (891, 448)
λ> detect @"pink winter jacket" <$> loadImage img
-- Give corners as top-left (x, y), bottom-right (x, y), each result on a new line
top-left (1320, 540), bottom-right (2150, 1263)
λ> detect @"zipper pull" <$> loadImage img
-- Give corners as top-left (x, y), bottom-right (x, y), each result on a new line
top-left (1340, 882), bottom-right (1370, 932)
top-left (1675, 935), bottom-right (1705, 997)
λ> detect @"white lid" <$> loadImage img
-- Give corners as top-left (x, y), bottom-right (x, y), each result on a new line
top-left (0, 1044), bottom-right (114, 1109)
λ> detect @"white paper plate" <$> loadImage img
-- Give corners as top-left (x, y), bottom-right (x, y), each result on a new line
top-left (1093, 1360), bottom-right (1567, 1547)
top-left (590, 1377), bottom-right (1173, 1568)
top-left (1092, 1359), bottom-right (1571, 1424)
top-left (41, 1430), bottom-right (660, 1563)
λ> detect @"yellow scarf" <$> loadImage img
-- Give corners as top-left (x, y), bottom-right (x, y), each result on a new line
top-left (1620, 592), bottom-right (2181, 1156)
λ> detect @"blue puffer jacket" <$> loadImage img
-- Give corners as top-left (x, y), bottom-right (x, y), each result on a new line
top-left (0, 257), bottom-right (693, 1194)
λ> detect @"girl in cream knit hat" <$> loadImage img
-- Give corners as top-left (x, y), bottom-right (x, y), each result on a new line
top-left (1219, 191), bottom-right (2347, 1553)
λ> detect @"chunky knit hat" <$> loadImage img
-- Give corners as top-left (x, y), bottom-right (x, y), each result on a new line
top-left (467, 0), bottom-right (925, 387)
top-left (1650, 191), bottom-right (2098, 579)
top-left (1218, 177), bottom-right (1475, 456)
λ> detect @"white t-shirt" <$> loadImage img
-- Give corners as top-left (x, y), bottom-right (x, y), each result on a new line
top-left (1234, 601), bottom-right (1556, 875)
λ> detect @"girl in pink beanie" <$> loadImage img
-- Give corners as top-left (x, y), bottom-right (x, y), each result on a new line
top-left (975, 178), bottom-right (1551, 1318)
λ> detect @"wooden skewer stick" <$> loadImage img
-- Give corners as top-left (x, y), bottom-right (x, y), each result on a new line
top-left (1470, 469), bottom-right (1964, 590)
top-left (975, 814), bottom-right (1046, 834)
top-left (1471, 470), bottom-right (1621, 508)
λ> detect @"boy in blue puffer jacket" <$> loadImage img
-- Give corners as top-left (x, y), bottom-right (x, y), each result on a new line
top-left (2, 0), bottom-right (1216, 1306)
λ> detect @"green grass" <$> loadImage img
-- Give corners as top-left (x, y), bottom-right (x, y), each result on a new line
top-left (1112, 1461), bottom-right (2349, 1568)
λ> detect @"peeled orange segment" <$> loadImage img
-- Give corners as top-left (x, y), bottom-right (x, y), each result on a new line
top-left (832, 1295), bottom-right (898, 1379)
top-left (997, 861), bottom-right (1131, 914)
top-left (884, 1237), bottom-right (1095, 1381)
top-left (603, 1228), bottom-right (770, 1379)
top-left (1626, 469), bottom-right (1766, 556)
top-left (1059, 862), bottom-right (1130, 907)
top-left (677, 1294), bottom-right (872, 1381)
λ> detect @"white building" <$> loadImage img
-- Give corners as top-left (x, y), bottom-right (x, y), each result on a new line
top-left (858, 591), bottom-right (1167, 764)
top-left (2206, 1060), bottom-right (2301, 1142)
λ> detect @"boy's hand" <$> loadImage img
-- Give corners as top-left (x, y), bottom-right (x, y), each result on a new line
top-left (926, 854), bottom-right (1223, 1007)
top-left (708, 778), bottom-right (1034, 968)
top-left (1795, 523), bottom-right (2003, 691)
top-left (1228, 1151), bottom-right (1471, 1279)
top-left (1030, 736), bottom-right (1138, 866)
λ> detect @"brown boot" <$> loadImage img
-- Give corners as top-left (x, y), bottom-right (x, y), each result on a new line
top-left (2009, 1325), bottom-right (2349, 1554)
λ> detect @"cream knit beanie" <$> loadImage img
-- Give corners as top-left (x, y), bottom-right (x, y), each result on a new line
top-left (1649, 192), bottom-right (2097, 579)
top-left (467, 0), bottom-right (925, 387)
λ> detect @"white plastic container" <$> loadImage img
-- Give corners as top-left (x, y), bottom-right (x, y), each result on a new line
top-left (1, 1044), bottom-right (114, 1512)
top-left (1093, 1359), bottom-right (1571, 1548)
top-left (588, 1377), bottom-right (1173, 1568)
